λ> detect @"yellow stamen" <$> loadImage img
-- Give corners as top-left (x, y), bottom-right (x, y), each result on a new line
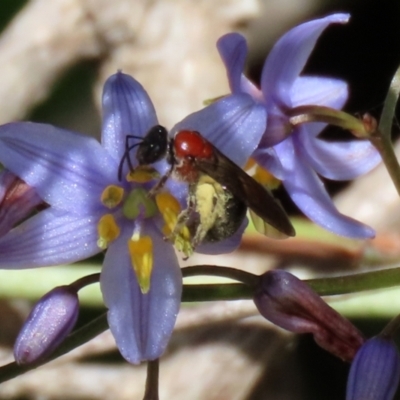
top-left (244, 158), bottom-right (256, 171)
top-left (203, 94), bottom-right (227, 106)
top-left (127, 165), bottom-right (160, 183)
top-left (97, 214), bottom-right (120, 249)
top-left (253, 165), bottom-right (281, 190)
top-left (127, 235), bottom-right (153, 294)
top-left (101, 185), bottom-right (124, 208)
top-left (155, 192), bottom-right (193, 257)
top-left (155, 192), bottom-right (181, 233)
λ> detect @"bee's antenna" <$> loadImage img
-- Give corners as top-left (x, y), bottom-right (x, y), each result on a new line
top-left (118, 135), bottom-right (142, 181)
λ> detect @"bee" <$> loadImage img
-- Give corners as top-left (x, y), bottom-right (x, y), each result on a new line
top-left (120, 125), bottom-right (295, 249)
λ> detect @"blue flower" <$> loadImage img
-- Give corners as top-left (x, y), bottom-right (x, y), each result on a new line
top-left (346, 336), bottom-right (400, 400)
top-left (0, 72), bottom-right (266, 363)
top-left (217, 13), bottom-right (381, 238)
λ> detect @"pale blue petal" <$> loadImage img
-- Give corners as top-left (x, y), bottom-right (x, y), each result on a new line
top-left (261, 14), bottom-right (350, 108)
top-left (216, 33), bottom-right (248, 93)
top-left (291, 77), bottom-right (348, 110)
top-left (0, 208), bottom-right (100, 268)
top-left (102, 72), bottom-right (158, 164)
top-left (299, 135), bottom-right (381, 180)
top-left (171, 94), bottom-right (267, 167)
top-left (0, 122), bottom-right (117, 214)
top-left (252, 146), bottom-right (285, 180)
top-left (276, 139), bottom-right (375, 238)
top-left (101, 222), bottom-right (182, 364)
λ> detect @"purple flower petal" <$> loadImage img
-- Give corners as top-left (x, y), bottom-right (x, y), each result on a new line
top-left (0, 122), bottom-right (117, 214)
top-left (276, 138), bottom-right (375, 238)
top-left (291, 77), bottom-right (348, 110)
top-left (347, 336), bottom-right (400, 400)
top-left (261, 13), bottom-right (350, 108)
top-left (0, 208), bottom-right (100, 268)
top-left (216, 33), bottom-right (248, 93)
top-left (102, 72), bottom-right (159, 165)
top-left (171, 94), bottom-right (267, 167)
top-left (100, 221), bottom-right (182, 364)
top-left (300, 137), bottom-right (381, 180)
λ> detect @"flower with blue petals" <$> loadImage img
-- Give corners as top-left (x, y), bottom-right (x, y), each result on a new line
top-left (217, 13), bottom-right (381, 238)
top-left (0, 71), bottom-right (266, 364)
top-left (346, 336), bottom-right (400, 400)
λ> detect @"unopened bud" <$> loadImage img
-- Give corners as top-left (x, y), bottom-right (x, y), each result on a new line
top-left (14, 286), bottom-right (79, 365)
top-left (346, 336), bottom-right (400, 400)
top-left (253, 270), bottom-right (364, 361)
top-left (0, 170), bottom-right (43, 237)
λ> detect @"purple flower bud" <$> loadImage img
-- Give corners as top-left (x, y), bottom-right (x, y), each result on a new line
top-left (0, 169), bottom-right (43, 237)
top-left (346, 336), bottom-right (400, 400)
top-left (253, 270), bottom-right (364, 361)
top-left (14, 286), bottom-right (79, 365)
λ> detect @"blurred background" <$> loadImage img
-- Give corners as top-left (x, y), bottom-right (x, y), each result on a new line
top-left (0, 0), bottom-right (400, 398)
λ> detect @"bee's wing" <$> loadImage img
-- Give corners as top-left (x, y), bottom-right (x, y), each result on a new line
top-left (195, 148), bottom-right (295, 237)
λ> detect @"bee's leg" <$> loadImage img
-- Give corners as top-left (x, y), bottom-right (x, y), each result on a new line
top-left (147, 165), bottom-right (173, 197)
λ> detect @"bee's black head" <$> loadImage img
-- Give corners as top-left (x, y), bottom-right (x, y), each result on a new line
top-left (136, 125), bottom-right (169, 165)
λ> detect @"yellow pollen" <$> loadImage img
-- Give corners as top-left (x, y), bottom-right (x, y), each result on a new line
top-left (253, 165), bottom-right (281, 189)
top-left (97, 214), bottom-right (120, 249)
top-left (244, 158), bottom-right (256, 171)
top-left (127, 165), bottom-right (160, 183)
top-left (101, 185), bottom-right (124, 208)
top-left (128, 235), bottom-right (153, 294)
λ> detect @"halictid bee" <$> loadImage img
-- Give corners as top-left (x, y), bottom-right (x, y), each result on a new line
top-left (119, 125), bottom-right (295, 250)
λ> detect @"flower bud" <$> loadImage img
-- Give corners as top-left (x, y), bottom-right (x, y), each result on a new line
top-left (253, 270), bottom-right (364, 361)
top-left (14, 286), bottom-right (79, 365)
top-left (0, 169), bottom-right (43, 237)
top-left (346, 336), bottom-right (400, 400)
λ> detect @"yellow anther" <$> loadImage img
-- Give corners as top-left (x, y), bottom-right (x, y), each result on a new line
top-left (127, 235), bottom-right (153, 294)
top-left (97, 214), bottom-right (120, 249)
top-left (127, 165), bottom-right (160, 183)
top-left (156, 192), bottom-right (192, 256)
top-left (101, 185), bottom-right (124, 208)
top-left (254, 165), bottom-right (281, 190)
top-left (244, 158), bottom-right (256, 171)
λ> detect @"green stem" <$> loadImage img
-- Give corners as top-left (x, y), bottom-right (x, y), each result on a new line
top-left (182, 265), bottom-right (259, 287)
top-left (379, 64), bottom-right (400, 139)
top-left (369, 132), bottom-right (400, 196)
top-left (3, 267), bottom-right (400, 383)
top-left (306, 267), bottom-right (400, 296)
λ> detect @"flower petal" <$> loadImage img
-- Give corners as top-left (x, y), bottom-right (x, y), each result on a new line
top-left (261, 14), bottom-right (350, 108)
top-left (0, 122), bottom-right (117, 214)
top-left (171, 94), bottom-right (267, 167)
top-left (101, 221), bottom-right (182, 364)
top-left (276, 139), bottom-right (375, 238)
top-left (216, 33), bottom-right (248, 93)
top-left (291, 77), bottom-right (348, 110)
top-left (0, 208), bottom-right (100, 268)
top-left (102, 72), bottom-right (159, 164)
top-left (300, 136), bottom-right (381, 180)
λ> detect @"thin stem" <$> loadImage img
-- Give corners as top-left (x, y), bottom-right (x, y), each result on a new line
top-left (379, 64), bottom-right (400, 139)
top-left (144, 359), bottom-right (159, 400)
top-left (306, 267), bottom-right (400, 296)
top-left (70, 273), bottom-right (100, 291)
top-left (182, 265), bottom-right (259, 288)
top-left (380, 314), bottom-right (400, 339)
top-left (369, 132), bottom-right (400, 197)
